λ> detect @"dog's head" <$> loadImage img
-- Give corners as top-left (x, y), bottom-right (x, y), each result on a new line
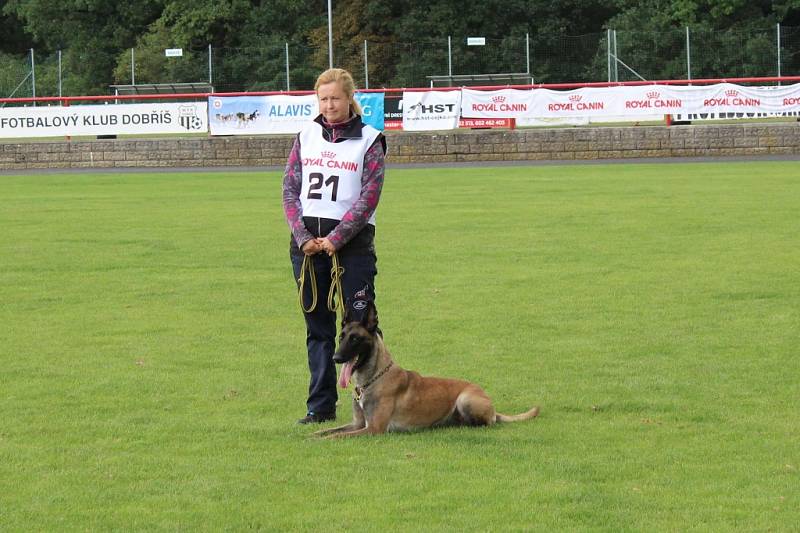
top-left (333, 297), bottom-right (379, 367)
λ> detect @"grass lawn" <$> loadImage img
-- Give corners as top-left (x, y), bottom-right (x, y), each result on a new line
top-left (1, 162), bottom-right (798, 531)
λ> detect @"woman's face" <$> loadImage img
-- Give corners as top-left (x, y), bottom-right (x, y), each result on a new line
top-left (317, 81), bottom-right (351, 124)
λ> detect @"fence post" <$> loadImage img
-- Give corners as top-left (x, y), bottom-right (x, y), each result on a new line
top-left (30, 49), bottom-right (36, 105)
top-left (208, 44), bottom-right (213, 86)
top-left (363, 40), bottom-right (369, 89)
top-left (777, 23), bottom-right (782, 81)
top-left (686, 27), bottom-right (691, 81)
top-left (285, 42), bottom-right (291, 91)
top-left (58, 50), bottom-right (62, 98)
top-left (613, 30), bottom-right (619, 82)
top-left (607, 29), bottom-right (612, 82)
top-left (448, 35), bottom-right (452, 80)
top-left (526, 32), bottom-right (531, 78)
top-left (131, 48), bottom-right (135, 84)
top-left (327, 0), bottom-right (333, 68)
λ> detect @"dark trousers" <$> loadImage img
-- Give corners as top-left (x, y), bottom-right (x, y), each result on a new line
top-left (291, 252), bottom-right (377, 415)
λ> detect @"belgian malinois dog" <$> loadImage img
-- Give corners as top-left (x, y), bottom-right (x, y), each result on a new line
top-left (314, 299), bottom-right (539, 439)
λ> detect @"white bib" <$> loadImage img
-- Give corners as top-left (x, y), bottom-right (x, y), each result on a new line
top-left (299, 121), bottom-right (381, 224)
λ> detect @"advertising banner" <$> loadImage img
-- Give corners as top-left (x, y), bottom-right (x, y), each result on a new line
top-left (671, 82), bottom-right (800, 115)
top-left (355, 92), bottom-right (385, 131)
top-left (459, 118), bottom-right (515, 128)
top-left (401, 90), bottom-right (461, 131)
top-left (209, 94), bottom-right (317, 135)
top-left (528, 86), bottom-right (626, 118)
top-left (0, 102), bottom-right (207, 138)
top-left (521, 83), bottom-right (800, 119)
top-left (460, 88), bottom-right (536, 118)
top-left (383, 95), bottom-right (403, 130)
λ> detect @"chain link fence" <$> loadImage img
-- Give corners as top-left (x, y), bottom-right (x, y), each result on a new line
top-left (3, 26), bottom-right (800, 100)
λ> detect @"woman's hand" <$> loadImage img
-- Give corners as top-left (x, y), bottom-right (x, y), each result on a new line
top-left (301, 238), bottom-right (323, 256)
top-left (319, 238), bottom-right (337, 256)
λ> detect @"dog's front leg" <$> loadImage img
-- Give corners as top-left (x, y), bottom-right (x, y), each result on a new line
top-left (313, 422), bottom-right (363, 437)
top-left (313, 399), bottom-right (366, 437)
top-left (324, 426), bottom-right (371, 438)
top-left (324, 401), bottom-right (393, 439)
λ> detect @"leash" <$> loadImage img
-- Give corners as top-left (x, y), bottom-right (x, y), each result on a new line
top-left (327, 253), bottom-right (345, 313)
top-left (354, 361), bottom-right (394, 401)
top-left (297, 252), bottom-right (345, 314)
top-left (297, 254), bottom-right (318, 313)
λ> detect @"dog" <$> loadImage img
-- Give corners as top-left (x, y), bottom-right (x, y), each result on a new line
top-left (314, 299), bottom-right (539, 439)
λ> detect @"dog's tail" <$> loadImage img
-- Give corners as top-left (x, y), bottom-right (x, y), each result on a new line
top-left (495, 406), bottom-right (540, 423)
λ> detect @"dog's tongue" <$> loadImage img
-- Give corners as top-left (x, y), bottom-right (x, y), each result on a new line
top-left (338, 360), bottom-right (355, 388)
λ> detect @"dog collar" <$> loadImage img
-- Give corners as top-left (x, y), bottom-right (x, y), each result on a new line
top-left (353, 361), bottom-right (394, 401)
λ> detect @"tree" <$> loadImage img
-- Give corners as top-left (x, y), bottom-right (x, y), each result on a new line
top-left (4, 0), bottom-right (163, 94)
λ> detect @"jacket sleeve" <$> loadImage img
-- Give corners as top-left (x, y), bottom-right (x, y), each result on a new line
top-left (326, 137), bottom-right (386, 250)
top-left (282, 136), bottom-right (314, 249)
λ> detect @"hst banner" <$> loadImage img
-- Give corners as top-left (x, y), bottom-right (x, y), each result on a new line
top-left (0, 102), bottom-right (207, 138)
top-left (402, 90), bottom-right (461, 131)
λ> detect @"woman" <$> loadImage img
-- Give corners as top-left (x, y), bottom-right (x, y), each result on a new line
top-left (282, 68), bottom-right (387, 424)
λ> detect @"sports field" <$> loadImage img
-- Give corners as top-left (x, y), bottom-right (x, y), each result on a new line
top-left (1, 162), bottom-right (798, 531)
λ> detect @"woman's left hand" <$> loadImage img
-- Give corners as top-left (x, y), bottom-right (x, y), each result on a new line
top-left (319, 238), bottom-right (336, 256)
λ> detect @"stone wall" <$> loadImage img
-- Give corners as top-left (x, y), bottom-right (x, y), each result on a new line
top-left (2, 122), bottom-right (799, 171)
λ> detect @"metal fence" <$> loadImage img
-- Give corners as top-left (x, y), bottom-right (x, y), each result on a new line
top-left (3, 25), bottom-right (800, 100)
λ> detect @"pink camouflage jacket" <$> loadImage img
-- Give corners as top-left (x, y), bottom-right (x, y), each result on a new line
top-left (282, 114), bottom-right (386, 255)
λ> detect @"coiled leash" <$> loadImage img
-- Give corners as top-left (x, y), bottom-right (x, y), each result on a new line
top-left (297, 252), bottom-right (345, 314)
top-left (327, 253), bottom-right (345, 314)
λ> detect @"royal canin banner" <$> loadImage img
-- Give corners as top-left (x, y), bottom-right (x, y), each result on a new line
top-left (402, 90), bottom-right (461, 131)
top-left (461, 88), bottom-right (536, 118)
top-left (668, 83), bottom-right (800, 115)
top-left (465, 83), bottom-right (800, 120)
top-left (532, 87), bottom-right (624, 118)
top-left (0, 102), bottom-right (207, 138)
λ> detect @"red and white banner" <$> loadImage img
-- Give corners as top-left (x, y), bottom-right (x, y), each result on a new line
top-left (670, 83), bottom-right (800, 115)
top-left (465, 83), bottom-right (800, 120)
top-left (459, 118), bottom-right (514, 128)
top-left (532, 87), bottom-right (624, 118)
top-left (461, 88), bottom-right (536, 118)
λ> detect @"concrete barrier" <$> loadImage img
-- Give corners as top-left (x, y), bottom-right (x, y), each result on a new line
top-left (2, 123), bottom-right (798, 171)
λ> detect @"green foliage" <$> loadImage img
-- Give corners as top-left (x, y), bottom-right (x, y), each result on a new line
top-left (0, 51), bottom-right (31, 98)
top-left (3, 0), bottom-right (800, 92)
top-left (4, 0), bottom-right (163, 93)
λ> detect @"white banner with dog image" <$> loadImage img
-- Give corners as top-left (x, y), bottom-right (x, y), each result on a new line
top-left (0, 102), bottom-right (207, 138)
top-left (209, 94), bottom-right (318, 135)
top-left (401, 90), bottom-right (461, 131)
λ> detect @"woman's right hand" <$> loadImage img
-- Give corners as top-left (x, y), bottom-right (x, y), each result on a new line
top-left (301, 238), bottom-right (324, 255)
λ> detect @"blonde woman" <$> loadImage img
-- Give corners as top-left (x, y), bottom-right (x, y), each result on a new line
top-left (282, 68), bottom-right (387, 424)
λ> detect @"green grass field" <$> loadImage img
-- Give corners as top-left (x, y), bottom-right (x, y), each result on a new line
top-left (1, 162), bottom-right (798, 531)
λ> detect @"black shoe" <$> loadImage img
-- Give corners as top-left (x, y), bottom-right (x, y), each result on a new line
top-left (297, 411), bottom-right (335, 425)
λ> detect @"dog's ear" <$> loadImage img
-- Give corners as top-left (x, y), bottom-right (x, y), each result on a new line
top-left (343, 297), bottom-right (356, 324)
top-left (363, 300), bottom-right (379, 333)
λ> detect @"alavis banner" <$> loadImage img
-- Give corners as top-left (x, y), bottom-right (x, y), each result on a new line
top-left (209, 94), bottom-right (318, 135)
top-left (0, 102), bottom-right (207, 139)
top-left (402, 90), bottom-right (461, 131)
top-left (460, 88), bottom-right (536, 119)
